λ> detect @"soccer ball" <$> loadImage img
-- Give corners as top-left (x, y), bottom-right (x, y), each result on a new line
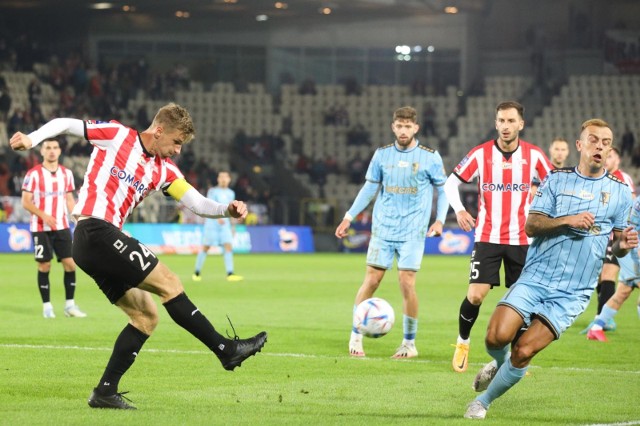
top-left (354, 297), bottom-right (395, 338)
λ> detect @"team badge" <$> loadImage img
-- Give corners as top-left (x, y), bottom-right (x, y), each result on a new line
top-left (412, 163), bottom-right (419, 174)
top-left (600, 192), bottom-right (610, 205)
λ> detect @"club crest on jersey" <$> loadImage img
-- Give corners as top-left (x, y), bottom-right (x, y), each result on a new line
top-left (412, 163), bottom-right (419, 174)
top-left (600, 191), bottom-right (610, 205)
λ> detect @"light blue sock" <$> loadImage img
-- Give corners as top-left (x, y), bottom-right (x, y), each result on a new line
top-left (477, 358), bottom-right (527, 408)
top-left (352, 305), bottom-right (360, 334)
top-left (637, 303), bottom-right (640, 319)
top-left (487, 345), bottom-right (510, 369)
top-left (403, 314), bottom-right (418, 340)
top-left (194, 250), bottom-right (207, 274)
top-left (594, 304), bottom-right (618, 327)
top-left (223, 251), bottom-right (234, 275)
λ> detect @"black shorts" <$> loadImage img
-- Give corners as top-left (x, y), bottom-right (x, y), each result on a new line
top-left (468, 242), bottom-right (528, 288)
top-left (72, 218), bottom-right (159, 304)
top-left (32, 229), bottom-right (72, 262)
top-left (603, 238), bottom-right (619, 267)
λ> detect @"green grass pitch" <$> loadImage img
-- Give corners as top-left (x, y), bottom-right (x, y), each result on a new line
top-left (0, 252), bottom-right (639, 425)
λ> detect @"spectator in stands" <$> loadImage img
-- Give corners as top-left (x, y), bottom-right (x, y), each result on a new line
top-left (621, 126), bottom-right (635, 158)
top-left (347, 123), bottom-right (370, 146)
top-left (421, 103), bottom-right (437, 137)
top-left (347, 153), bottom-right (366, 184)
top-left (0, 86), bottom-right (11, 122)
top-left (343, 77), bottom-right (361, 95)
top-left (294, 153), bottom-right (310, 174)
top-left (299, 78), bottom-right (317, 95)
top-left (28, 78), bottom-right (42, 111)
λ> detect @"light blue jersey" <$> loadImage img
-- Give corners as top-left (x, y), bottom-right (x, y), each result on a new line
top-left (201, 187), bottom-right (235, 246)
top-left (618, 196), bottom-right (640, 287)
top-left (347, 141), bottom-right (448, 242)
top-left (518, 167), bottom-right (632, 295)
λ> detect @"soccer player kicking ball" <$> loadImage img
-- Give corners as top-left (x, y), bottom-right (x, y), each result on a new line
top-left (464, 119), bottom-right (638, 420)
top-left (10, 103), bottom-right (267, 410)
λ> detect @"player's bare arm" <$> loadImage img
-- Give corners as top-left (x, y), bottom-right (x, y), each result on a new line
top-left (525, 211), bottom-right (595, 237)
top-left (612, 226), bottom-right (639, 257)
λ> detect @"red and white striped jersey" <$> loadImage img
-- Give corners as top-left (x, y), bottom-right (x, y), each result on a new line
top-left (73, 120), bottom-right (183, 229)
top-left (453, 139), bottom-right (553, 245)
top-left (611, 169), bottom-right (636, 195)
top-left (22, 164), bottom-right (75, 232)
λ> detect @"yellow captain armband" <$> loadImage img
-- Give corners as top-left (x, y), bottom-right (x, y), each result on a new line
top-left (165, 178), bottom-right (193, 201)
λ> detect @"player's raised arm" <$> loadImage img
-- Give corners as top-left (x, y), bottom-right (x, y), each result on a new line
top-left (165, 178), bottom-right (247, 220)
top-left (10, 118), bottom-right (84, 151)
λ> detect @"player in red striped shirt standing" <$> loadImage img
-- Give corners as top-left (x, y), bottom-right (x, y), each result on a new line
top-left (21, 138), bottom-right (86, 319)
top-left (10, 103), bottom-right (267, 410)
top-left (444, 101), bottom-right (553, 373)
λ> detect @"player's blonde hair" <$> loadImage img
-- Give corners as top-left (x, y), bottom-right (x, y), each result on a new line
top-left (152, 103), bottom-right (195, 143)
top-left (581, 118), bottom-right (610, 132)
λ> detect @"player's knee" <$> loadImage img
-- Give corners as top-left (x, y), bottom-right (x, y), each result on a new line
top-left (37, 262), bottom-right (51, 272)
top-left (130, 309), bottom-right (159, 335)
top-left (485, 327), bottom-right (510, 349)
top-left (510, 342), bottom-right (535, 366)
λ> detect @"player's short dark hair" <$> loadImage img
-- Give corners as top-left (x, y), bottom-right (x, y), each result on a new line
top-left (496, 101), bottom-right (524, 119)
top-left (41, 138), bottom-right (60, 147)
top-left (153, 103), bottom-right (195, 143)
top-left (393, 106), bottom-right (418, 123)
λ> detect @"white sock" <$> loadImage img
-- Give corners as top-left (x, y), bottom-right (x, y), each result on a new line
top-left (43, 302), bottom-right (53, 310)
top-left (457, 336), bottom-right (470, 345)
top-left (65, 299), bottom-right (75, 309)
top-left (402, 338), bottom-right (416, 347)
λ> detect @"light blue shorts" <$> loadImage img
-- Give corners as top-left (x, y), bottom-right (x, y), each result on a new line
top-left (498, 281), bottom-right (591, 340)
top-left (366, 236), bottom-right (424, 271)
top-left (202, 224), bottom-right (233, 246)
top-left (618, 251), bottom-right (640, 289)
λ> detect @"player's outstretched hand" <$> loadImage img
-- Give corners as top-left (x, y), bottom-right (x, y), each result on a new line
top-left (620, 225), bottom-right (639, 250)
top-left (227, 200), bottom-right (247, 220)
top-left (335, 219), bottom-right (351, 239)
top-left (10, 132), bottom-right (33, 151)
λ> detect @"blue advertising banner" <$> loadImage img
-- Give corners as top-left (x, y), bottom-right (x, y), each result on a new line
top-left (121, 223), bottom-right (315, 254)
top-left (339, 225), bottom-right (474, 255)
top-left (0, 223), bottom-right (315, 254)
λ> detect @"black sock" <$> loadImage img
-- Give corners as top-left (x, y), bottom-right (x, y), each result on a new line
top-left (597, 280), bottom-right (616, 314)
top-left (63, 271), bottom-right (76, 300)
top-left (37, 271), bottom-right (50, 303)
top-left (459, 297), bottom-right (480, 340)
top-left (97, 324), bottom-right (149, 395)
top-left (163, 292), bottom-right (231, 357)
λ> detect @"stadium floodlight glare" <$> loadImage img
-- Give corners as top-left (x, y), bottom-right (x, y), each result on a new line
top-left (90, 2), bottom-right (114, 9)
top-left (413, 45), bottom-right (423, 53)
top-left (256, 14), bottom-right (269, 21)
top-left (427, 45), bottom-right (435, 52)
top-left (395, 45), bottom-right (411, 55)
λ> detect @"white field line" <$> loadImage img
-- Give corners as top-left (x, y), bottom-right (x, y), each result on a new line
top-left (1, 343), bottom-right (640, 375)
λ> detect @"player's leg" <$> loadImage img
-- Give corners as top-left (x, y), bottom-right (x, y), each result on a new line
top-left (504, 244), bottom-right (529, 347)
top-left (193, 243), bottom-right (210, 281)
top-left (32, 232), bottom-right (54, 317)
top-left (588, 280), bottom-right (634, 341)
top-left (221, 224), bottom-right (242, 281)
top-left (467, 317), bottom-right (554, 419)
top-left (350, 236), bottom-right (390, 357)
top-left (88, 287), bottom-right (157, 409)
top-left (52, 229), bottom-right (86, 317)
top-left (392, 240), bottom-right (422, 359)
top-left (453, 242), bottom-right (500, 372)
